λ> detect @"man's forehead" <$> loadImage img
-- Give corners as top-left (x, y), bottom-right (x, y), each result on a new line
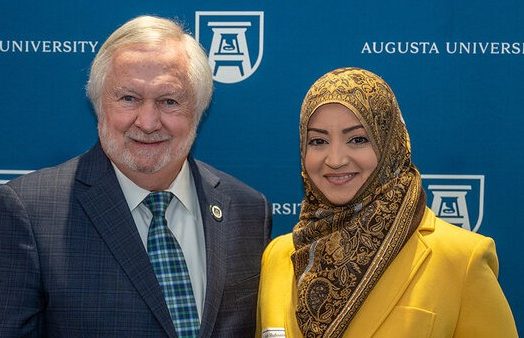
top-left (113, 39), bottom-right (185, 56)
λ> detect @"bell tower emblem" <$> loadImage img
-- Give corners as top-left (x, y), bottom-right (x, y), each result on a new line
top-left (196, 11), bottom-right (264, 84)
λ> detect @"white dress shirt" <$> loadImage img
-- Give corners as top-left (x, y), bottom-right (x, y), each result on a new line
top-left (112, 160), bottom-right (207, 320)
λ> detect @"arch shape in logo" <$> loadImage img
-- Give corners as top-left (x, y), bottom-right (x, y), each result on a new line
top-left (195, 11), bottom-right (264, 84)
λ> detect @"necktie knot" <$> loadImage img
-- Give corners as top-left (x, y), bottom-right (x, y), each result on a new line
top-left (143, 191), bottom-right (174, 219)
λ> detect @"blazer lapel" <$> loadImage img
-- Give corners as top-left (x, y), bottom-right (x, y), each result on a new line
top-left (75, 144), bottom-right (176, 338)
top-left (344, 213), bottom-right (434, 337)
top-left (189, 158), bottom-right (231, 338)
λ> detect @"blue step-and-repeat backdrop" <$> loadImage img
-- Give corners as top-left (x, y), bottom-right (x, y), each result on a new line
top-left (1, 0), bottom-right (523, 332)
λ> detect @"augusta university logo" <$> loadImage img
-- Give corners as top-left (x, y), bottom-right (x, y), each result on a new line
top-left (422, 175), bottom-right (485, 232)
top-left (195, 11), bottom-right (264, 84)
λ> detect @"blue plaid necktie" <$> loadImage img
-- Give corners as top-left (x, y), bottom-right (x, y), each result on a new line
top-left (143, 191), bottom-right (200, 338)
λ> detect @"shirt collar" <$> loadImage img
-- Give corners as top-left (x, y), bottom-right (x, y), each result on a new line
top-left (112, 160), bottom-right (197, 216)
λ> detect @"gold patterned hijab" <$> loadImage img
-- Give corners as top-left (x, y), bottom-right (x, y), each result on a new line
top-left (291, 67), bottom-right (426, 337)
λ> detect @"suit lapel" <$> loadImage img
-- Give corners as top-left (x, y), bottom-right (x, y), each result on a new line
top-left (189, 158), bottom-right (231, 338)
top-left (344, 216), bottom-right (434, 337)
top-left (75, 144), bottom-right (176, 338)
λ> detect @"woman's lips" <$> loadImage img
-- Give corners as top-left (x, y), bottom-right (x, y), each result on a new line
top-left (324, 173), bottom-right (357, 185)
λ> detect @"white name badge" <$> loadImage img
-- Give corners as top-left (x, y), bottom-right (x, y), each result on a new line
top-left (262, 327), bottom-right (286, 337)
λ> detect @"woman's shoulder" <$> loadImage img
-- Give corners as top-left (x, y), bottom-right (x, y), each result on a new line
top-left (420, 208), bottom-right (497, 263)
top-left (259, 233), bottom-right (296, 301)
top-left (423, 208), bottom-right (492, 242)
top-left (262, 233), bottom-right (295, 263)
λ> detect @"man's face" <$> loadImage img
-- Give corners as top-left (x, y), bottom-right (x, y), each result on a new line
top-left (98, 40), bottom-right (196, 183)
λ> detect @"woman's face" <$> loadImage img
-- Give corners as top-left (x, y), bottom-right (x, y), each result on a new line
top-left (304, 103), bottom-right (378, 205)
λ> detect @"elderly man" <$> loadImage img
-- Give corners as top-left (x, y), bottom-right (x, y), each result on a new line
top-left (0, 16), bottom-right (271, 337)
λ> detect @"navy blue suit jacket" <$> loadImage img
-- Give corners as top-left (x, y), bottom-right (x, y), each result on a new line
top-left (0, 143), bottom-right (272, 337)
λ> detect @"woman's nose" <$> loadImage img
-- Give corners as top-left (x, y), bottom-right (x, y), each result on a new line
top-left (324, 143), bottom-right (349, 169)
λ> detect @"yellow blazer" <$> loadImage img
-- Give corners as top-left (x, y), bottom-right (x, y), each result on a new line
top-left (256, 208), bottom-right (518, 338)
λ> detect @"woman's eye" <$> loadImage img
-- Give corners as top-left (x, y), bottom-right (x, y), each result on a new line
top-left (349, 136), bottom-right (369, 144)
top-left (308, 138), bottom-right (327, 146)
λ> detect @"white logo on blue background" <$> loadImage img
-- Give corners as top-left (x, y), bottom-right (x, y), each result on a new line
top-left (422, 174), bottom-right (485, 232)
top-left (195, 11), bottom-right (264, 84)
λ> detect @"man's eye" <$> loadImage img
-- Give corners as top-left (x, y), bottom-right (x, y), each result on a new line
top-left (121, 95), bottom-right (136, 102)
top-left (163, 99), bottom-right (178, 106)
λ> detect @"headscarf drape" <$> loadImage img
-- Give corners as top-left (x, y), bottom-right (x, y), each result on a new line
top-left (291, 67), bottom-right (426, 338)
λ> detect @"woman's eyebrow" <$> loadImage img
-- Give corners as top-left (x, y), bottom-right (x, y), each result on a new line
top-left (307, 125), bottom-right (364, 134)
top-left (342, 125), bottom-right (364, 134)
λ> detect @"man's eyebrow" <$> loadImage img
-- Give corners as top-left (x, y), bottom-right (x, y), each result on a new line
top-left (113, 86), bottom-right (137, 94)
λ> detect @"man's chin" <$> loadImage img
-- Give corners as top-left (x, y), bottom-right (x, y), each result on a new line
top-left (104, 144), bottom-right (189, 178)
top-left (125, 159), bottom-right (166, 174)
top-left (109, 153), bottom-right (168, 175)
top-left (133, 165), bottom-right (164, 174)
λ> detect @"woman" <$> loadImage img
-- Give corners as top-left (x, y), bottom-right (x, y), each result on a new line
top-left (257, 68), bottom-right (517, 337)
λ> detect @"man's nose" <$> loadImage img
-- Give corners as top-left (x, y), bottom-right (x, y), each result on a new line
top-left (134, 101), bottom-right (161, 133)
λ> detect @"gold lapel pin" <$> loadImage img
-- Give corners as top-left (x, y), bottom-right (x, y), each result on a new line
top-left (210, 205), bottom-right (223, 221)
